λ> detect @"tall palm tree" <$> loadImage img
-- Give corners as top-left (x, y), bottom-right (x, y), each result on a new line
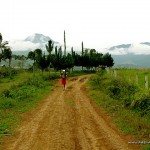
top-left (46, 40), bottom-right (54, 74)
top-left (46, 40), bottom-right (54, 56)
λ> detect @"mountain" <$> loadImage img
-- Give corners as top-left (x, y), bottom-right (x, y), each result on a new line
top-left (140, 42), bottom-right (150, 46)
top-left (10, 33), bottom-right (60, 51)
top-left (108, 42), bottom-right (150, 68)
top-left (112, 54), bottom-right (150, 68)
top-left (10, 35), bottom-right (150, 68)
top-left (24, 33), bottom-right (59, 44)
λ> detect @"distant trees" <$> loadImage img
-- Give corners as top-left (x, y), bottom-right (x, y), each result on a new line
top-left (0, 33), bottom-right (9, 65)
top-left (1, 32), bottom-right (114, 74)
top-left (13, 55), bottom-right (27, 69)
top-left (79, 48), bottom-right (114, 70)
top-left (27, 49), bottom-right (49, 74)
top-left (3, 47), bottom-right (12, 68)
top-left (27, 42), bottom-right (114, 72)
top-left (0, 33), bottom-right (12, 78)
top-left (46, 40), bottom-right (53, 64)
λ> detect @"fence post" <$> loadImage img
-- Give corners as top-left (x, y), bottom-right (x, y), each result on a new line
top-left (145, 75), bottom-right (148, 89)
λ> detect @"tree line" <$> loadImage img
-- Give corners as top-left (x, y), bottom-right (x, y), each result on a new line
top-left (0, 32), bottom-right (114, 75)
top-left (27, 41), bottom-right (114, 72)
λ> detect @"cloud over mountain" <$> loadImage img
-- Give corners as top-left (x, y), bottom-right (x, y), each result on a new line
top-left (8, 33), bottom-right (150, 56)
top-left (9, 33), bottom-right (60, 51)
top-left (107, 43), bottom-right (150, 55)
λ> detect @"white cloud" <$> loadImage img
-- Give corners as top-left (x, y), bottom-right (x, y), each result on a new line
top-left (1, 0), bottom-right (150, 53)
top-left (129, 43), bottom-right (150, 55)
top-left (107, 43), bottom-right (150, 55)
top-left (9, 40), bottom-right (41, 51)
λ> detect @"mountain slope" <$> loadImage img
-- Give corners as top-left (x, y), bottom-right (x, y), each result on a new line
top-left (112, 54), bottom-right (150, 68)
top-left (24, 33), bottom-right (59, 44)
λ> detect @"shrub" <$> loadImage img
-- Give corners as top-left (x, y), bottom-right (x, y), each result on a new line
top-left (132, 92), bottom-right (150, 114)
top-left (0, 98), bottom-right (16, 109)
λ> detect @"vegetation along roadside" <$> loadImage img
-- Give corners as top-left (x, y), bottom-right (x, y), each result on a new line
top-left (0, 71), bottom-right (60, 143)
top-left (88, 69), bottom-right (150, 150)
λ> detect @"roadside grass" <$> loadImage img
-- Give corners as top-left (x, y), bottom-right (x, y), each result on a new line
top-left (113, 68), bottom-right (150, 89)
top-left (0, 70), bottom-right (59, 143)
top-left (88, 70), bottom-right (150, 150)
top-left (68, 70), bottom-right (96, 77)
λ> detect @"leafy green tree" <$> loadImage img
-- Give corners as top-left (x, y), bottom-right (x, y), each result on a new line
top-left (3, 47), bottom-right (12, 67)
top-left (0, 33), bottom-right (9, 65)
top-left (46, 40), bottom-right (53, 55)
top-left (38, 53), bottom-right (49, 74)
top-left (74, 53), bottom-right (81, 66)
top-left (68, 53), bottom-right (75, 71)
top-left (46, 40), bottom-right (54, 75)
top-left (46, 40), bottom-right (53, 64)
top-left (102, 53), bottom-right (114, 68)
top-left (51, 46), bottom-right (63, 71)
top-left (12, 55), bottom-right (27, 69)
top-left (3, 47), bottom-right (12, 77)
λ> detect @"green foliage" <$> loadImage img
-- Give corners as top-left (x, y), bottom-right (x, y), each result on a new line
top-left (0, 67), bottom-right (17, 78)
top-left (0, 72), bottom-right (58, 138)
top-left (91, 70), bottom-right (150, 114)
top-left (0, 98), bottom-right (16, 109)
top-left (132, 92), bottom-right (150, 115)
top-left (27, 44), bottom-right (114, 72)
top-left (107, 78), bottom-right (137, 103)
top-left (46, 40), bottom-right (53, 55)
top-left (88, 70), bottom-right (150, 149)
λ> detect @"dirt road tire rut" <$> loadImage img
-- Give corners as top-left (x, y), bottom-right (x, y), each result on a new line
top-left (2, 75), bottom-right (140, 150)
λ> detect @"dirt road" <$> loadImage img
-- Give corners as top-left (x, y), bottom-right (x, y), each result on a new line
top-left (2, 75), bottom-right (140, 150)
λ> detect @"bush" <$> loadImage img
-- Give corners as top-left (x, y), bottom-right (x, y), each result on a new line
top-left (92, 71), bottom-right (150, 115)
top-left (132, 92), bottom-right (150, 113)
top-left (107, 78), bottom-right (137, 102)
top-left (0, 98), bottom-right (16, 109)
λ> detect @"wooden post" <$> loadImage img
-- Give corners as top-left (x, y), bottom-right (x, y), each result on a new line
top-left (145, 75), bottom-right (148, 89)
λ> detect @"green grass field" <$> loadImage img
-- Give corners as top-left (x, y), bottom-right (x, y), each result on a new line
top-left (88, 69), bottom-right (150, 150)
top-left (111, 68), bottom-right (150, 89)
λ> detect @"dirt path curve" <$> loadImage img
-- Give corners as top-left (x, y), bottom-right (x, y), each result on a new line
top-left (2, 75), bottom-right (140, 150)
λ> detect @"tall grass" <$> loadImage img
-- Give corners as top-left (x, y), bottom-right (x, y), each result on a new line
top-left (113, 68), bottom-right (150, 88)
top-left (88, 69), bottom-right (150, 150)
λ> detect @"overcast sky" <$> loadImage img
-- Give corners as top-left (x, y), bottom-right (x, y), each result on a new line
top-left (1, 0), bottom-right (150, 49)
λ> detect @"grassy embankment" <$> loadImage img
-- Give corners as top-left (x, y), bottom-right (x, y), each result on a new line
top-left (0, 69), bottom-right (60, 142)
top-left (88, 69), bottom-right (150, 150)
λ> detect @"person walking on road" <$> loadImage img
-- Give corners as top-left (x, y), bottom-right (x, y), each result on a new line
top-left (60, 70), bottom-right (67, 91)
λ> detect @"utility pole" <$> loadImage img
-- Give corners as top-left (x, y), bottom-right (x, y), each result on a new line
top-left (82, 41), bottom-right (84, 71)
top-left (64, 30), bottom-right (66, 56)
